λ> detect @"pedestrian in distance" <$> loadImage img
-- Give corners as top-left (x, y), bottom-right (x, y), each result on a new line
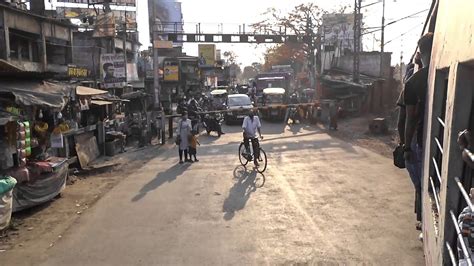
top-left (188, 130), bottom-right (200, 162)
top-left (176, 111), bottom-right (193, 164)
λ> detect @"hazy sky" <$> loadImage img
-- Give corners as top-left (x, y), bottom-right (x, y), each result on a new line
top-left (64, 0), bottom-right (432, 67)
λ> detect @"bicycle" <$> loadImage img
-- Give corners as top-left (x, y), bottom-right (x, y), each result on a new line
top-left (238, 138), bottom-right (267, 173)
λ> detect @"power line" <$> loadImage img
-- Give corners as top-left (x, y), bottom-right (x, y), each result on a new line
top-left (385, 9), bottom-right (429, 27)
top-left (384, 22), bottom-right (423, 45)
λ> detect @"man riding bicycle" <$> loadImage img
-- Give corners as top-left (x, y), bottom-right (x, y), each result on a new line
top-left (242, 110), bottom-right (263, 166)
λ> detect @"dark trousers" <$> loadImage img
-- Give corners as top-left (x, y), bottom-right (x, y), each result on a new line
top-left (406, 140), bottom-right (423, 222)
top-left (179, 149), bottom-right (188, 161)
top-left (189, 147), bottom-right (197, 159)
top-left (244, 137), bottom-right (260, 162)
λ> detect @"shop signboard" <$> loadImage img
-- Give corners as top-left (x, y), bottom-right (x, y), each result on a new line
top-left (100, 54), bottom-right (126, 89)
top-left (67, 65), bottom-right (89, 78)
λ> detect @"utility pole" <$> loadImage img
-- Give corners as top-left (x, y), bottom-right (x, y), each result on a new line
top-left (381, 0), bottom-right (386, 53)
top-left (379, 0), bottom-right (386, 78)
top-left (306, 15), bottom-right (316, 89)
top-left (353, 0), bottom-right (362, 83)
top-left (122, 13), bottom-right (128, 86)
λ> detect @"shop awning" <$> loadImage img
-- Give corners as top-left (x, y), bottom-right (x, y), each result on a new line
top-left (91, 100), bottom-right (113, 106)
top-left (76, 86), bottom-right (108, 96)
top-left (0, 81), bottom-right (72, 109)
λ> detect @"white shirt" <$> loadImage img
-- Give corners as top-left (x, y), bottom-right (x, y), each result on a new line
top-left (242, 116), bottom-right (261, 138)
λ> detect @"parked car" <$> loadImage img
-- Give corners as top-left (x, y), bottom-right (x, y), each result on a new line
top-left (224, 94), bottom-right (253, 125)
top-left (261, 87), bottom-right (287, 122)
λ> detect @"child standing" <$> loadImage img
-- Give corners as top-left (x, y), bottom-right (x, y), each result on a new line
top-left (188, 130), bottom-right (200, 162)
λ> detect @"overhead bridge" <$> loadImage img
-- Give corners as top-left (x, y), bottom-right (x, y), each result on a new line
top-left (153, 22), bottom-right (310, 44)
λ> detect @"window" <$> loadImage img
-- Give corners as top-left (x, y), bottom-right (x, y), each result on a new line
top-left (429, 70), bottom-right (449, 235)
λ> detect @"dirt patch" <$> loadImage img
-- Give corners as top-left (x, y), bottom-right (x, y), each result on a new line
top-left (328, 115), bottom-right (399, 159)
top-left (0, 144), bottom-right (169, 263)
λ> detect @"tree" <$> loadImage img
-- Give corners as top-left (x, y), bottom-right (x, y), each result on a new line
top-left (241, 62), bottom-right (263, 82)
top-left (251, 3), bottom-right (348, 83)
top-left (263, 43), bottom-right (306, 71)
top-left (223, 51), bottom-right (238, 65)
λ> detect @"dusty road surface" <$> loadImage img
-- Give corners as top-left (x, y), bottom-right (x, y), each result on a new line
top-left (6, 122), bottom-right (423, 265)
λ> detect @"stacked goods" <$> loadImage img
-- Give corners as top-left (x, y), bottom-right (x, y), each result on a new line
top-left (17, 121), bottom-right (32, 162)
top-left (0, 176), bottom-right (17, 230)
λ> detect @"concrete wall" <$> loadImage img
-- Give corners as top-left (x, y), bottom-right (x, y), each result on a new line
top-left (4, 10), bottom-right (71, 41)
top-left (421, 1), bottom-right (474, 265)
top-left (336, 52), bottom-right (392, 78)
top-left (72, 32), bottom-right (105, 80)
top-left (0, 5), bottom-right (73, 72)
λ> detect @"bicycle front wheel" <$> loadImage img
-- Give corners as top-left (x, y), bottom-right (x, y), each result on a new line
top-left (238, 142), bottom-right (249, 166)
top-left (256, 148), bottom-right (267, 173)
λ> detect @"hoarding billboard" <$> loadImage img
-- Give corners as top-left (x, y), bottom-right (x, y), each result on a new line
top-left (322, 13), bottom-right (360, 51)
top-left (92, 13), bottom-right (116, 38)
top-left (100, 54), bottom-right (126, 89)
top-left (198, 44), bottom-right (216, 67)
top-left (56, 7), bottom-right (136, 24)
top-left (56, 0), bottom-right (135, 6)
top-left (148, 0), bottom-right (183, 42)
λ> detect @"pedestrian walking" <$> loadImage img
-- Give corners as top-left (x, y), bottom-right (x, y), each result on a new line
top-left (176, 112), bottom-right (192, 164)
top-left (188, 130), bottom-right (200, 162)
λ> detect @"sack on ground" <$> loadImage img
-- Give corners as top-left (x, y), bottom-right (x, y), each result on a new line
top-left (393, 145), bottom-right (406, 169)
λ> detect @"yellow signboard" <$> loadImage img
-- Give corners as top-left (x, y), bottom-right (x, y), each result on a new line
top-left (164, 66), bottom-right (179, 81)
top-left (198, 44), bottom-right (216, 66)
top-left (68, 65), bottom-right (89, 78)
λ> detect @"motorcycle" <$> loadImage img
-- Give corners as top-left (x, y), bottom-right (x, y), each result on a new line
top-left (285, 106), bottom-right (300, 124)
top-left (203, 114), bottom-right (224, 137)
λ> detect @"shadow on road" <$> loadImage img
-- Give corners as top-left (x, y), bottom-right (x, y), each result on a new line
top-left (222, 166), bottom-right (265, 221)
top-left (131, 163), bottom-right (191, 202)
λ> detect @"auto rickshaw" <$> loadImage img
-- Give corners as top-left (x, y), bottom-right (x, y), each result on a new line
top-left (210, 89), bottom-right (228, 111)
top-left (261, 88), bottom-right (287, 122)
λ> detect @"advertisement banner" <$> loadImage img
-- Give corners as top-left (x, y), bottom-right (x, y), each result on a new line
top-left (198, 44), bottom-right (216, 67)
top-left (100, 54), bottom-right (126, 89)
top-left (92, 13), bottom-right (116, 38)
top-left (57, 0), bottom-right (135, 6)
top-left (164, 66), bottom-right (179, 81)
top-left (148, 0), bottom-right (183, 44)
top-left (56, 7), bottom-right (136, 24)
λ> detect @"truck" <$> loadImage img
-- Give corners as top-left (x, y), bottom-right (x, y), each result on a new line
top-left (254, 72), bottom-right (293, 99)
top-left (412, 1), bottom-right (474, 265)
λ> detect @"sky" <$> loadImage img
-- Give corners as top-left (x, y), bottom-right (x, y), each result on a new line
top-left (52, 0), bottom-right (433, 67)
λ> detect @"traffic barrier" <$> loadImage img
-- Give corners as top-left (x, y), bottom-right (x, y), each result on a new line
top-left (163, 102), bottom-right (320, 139)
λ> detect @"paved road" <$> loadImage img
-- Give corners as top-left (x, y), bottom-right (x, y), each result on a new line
top-left (38, 123), bottom-right (423, 265)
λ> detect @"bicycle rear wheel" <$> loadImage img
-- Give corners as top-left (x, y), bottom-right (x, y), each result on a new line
top-left (238, 142), bottom-right (249, 166)
top-left (256, 148), bottom-right (267, 173)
